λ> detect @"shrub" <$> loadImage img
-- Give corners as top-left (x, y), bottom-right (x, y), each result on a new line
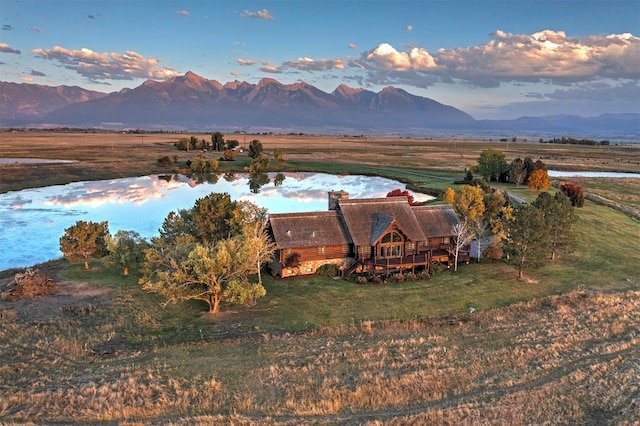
top-left (483, 244), bottom-right (503, 260)
top-left (355, 276), bottom-right (368, 285)
top-left (391, 273), bottom-right (405, 283)
top-left (371, 275), bottom-right (384, 285)
top-left (418, 270), bottom-right (431, 280)
top-left (157, 156), bottom-right (173, 166)
top-left (430, 261), bottom-right (446, 274)
top-left (316, 263), bottom-right (339, 277)
top-left (560, 183), bottom-right (585, 207)
top-left (404, 272), bottom-right (418, 282)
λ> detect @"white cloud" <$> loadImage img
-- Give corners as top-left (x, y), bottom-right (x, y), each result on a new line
top-left (0, 43), bottom-right (21, 54)
top-left (240, 9), bottom-right (274, 20)
top-left (176, 10), bottom-right (190, 16)
top-left (31, 46), bottom-right (179, 82)
top-left (406, 25), bottom-right (413, 32)
top-left (364, 43), bottom-right (414, 71)
top-left (348, 43), bottom-right (357, 49)
top-left (260, 61), bottom-right (281, 73)
top-left (237, 58), bottom-right (256, 66)
top-left (356, 30), bottom-right (640, 88)
top-left (281, 57), bottom-right (346, 71)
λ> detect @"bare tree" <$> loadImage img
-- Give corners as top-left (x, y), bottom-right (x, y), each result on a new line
top-left (450, 222), bottom-right (473, 271)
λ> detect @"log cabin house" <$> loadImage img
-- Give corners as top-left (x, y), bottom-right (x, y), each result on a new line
top-left (267, 190), bottom-right (469, 278)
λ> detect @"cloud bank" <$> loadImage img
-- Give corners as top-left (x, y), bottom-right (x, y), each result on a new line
top-left (271, 30), bottom-right (639, 89)
top-left (359, 30), bottom-right (640, 87)
top-left (31, 46), bottom-right (179, 83)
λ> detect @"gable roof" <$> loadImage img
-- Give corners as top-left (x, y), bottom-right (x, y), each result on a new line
top-left (338, 197), bottom-right (427, 246)
top-left (268, 211), bottom-right (352, 249)
top-left (411, 204), bottom-right (460, 238)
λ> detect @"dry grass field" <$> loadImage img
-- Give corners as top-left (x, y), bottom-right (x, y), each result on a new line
top-left (1, 130), bottom-right (639, 424)
top-left (1, 130), bottom-right (639, 194)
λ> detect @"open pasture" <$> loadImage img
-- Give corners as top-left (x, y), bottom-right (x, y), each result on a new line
top-left (1, 129), bottom-right (639, 424)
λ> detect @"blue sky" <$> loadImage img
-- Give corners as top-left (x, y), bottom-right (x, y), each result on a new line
top-left (1, 0), bottom-right (638, 119)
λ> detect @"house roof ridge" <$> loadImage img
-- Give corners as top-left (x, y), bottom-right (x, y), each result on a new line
top-left (269, 211), bottom-right (338, 218)
top-left (339, 197), bottom-right (407, 205)
top-left (412, 204), bottom-right (454, 210)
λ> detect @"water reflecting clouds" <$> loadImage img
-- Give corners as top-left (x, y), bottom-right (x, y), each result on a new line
top-left (0, 173), bottom-right (431, 270)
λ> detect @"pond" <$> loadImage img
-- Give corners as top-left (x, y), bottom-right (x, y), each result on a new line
top-left (0, 158), bottom-right (78, 164)
top-left (548, 170), bottom-right (640, 178)
top-left (0, 172), bottom-right (433, 271)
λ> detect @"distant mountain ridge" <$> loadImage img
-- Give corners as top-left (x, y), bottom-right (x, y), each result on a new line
top-left (0, 82), bottom-right (106, 120)
top-left (0, 72), bottom-right (638, 137)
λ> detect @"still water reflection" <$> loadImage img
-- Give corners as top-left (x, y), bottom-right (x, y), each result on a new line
top-left (0, 172), bottom-right (432, 270)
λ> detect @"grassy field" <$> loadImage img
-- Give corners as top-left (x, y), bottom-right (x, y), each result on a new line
top-left (1, 130), bottom-right (639, 424)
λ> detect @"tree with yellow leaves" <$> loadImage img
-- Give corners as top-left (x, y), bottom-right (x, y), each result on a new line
top-left (528, 169), bottom-right (549, 192)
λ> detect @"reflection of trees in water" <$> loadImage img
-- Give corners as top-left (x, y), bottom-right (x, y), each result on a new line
top-left (156, 171), bottom-right (285, 193)
top-left (273, 172), bottom-right (285, 187)
top-left (191, 173), bottom-right (219, 185)
top-left (248, 172), bottom-right (269, 194)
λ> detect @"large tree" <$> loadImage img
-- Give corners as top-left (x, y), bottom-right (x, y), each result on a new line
top-left (107, 230), bottom-right (149, 276)
top-left (211, 132), bottom-right (225, 151)
top-left (453, 185), bottom-right (485, 225)
top-left (191, 192), bottom-right (238, 243)
top-left (159, 209), bottom-right (195, 245)
top-left (532, 192), bottom-right (577, 261)
top-left (503, 205), bottom-right (550, 279)
top-left (528, 169), bottom-right (549, 192)
top-left (508, 157), bottom-right (527, 186)
top-left (140, 196), bottom-right (275, 313)
top-left (59, 220), bottom-right (110, 270)
top-left (477, 148), bottom-right (507, 182)
top-left (140, 235), bottom-right (270, 314)
top-left (248, 139), bottom-right (264, 160)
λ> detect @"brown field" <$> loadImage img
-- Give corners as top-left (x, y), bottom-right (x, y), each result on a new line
top-left (1, 130), bottom-right (639, 424)
top-left (1, 129), bottom-right (639, 194)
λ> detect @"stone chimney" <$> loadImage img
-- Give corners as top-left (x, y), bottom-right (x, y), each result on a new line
top-left (328, 190), bottom-right (349, 210)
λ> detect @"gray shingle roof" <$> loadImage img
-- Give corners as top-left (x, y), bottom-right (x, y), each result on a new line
top-left (411, 204), bottom-right (460, 238)
top-left (268, 211), bottom-right (352, 249)
top-left (338, 197), bottom-right (427, 246)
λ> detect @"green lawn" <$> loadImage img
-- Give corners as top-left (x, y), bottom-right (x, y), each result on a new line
top-left (56, 193), bottom-right (639, 342)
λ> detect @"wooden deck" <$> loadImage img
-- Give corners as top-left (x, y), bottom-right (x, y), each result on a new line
top-left (365, 253), bottom-right (431, 276)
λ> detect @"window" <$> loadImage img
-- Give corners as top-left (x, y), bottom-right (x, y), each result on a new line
top-left (378, 231), bottom-right (404, 258)
top-left (318, 246), bottom-right (326, 255)
top-left (341, 245), bottom-right (349, 254)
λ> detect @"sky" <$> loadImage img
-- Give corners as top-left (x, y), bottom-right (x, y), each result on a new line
top-left (1, 0), bottom-right (639, 119)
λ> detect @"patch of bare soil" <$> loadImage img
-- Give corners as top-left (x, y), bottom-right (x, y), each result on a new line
top-left (0, 268), bottom-right (110, 322)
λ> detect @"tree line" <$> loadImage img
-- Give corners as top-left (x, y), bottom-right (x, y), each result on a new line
top-left (444, 147), bottom-right (584, 277)
top-left (58, 193), bottom-right (276, 314)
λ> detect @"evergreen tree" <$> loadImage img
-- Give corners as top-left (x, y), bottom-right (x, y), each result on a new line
top-left (503, 205), bottom-right (550, 279)
top-left (532, 192), bottom-right (577, 261)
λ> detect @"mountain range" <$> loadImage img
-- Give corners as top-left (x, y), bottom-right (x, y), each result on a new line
top-left (1, 71), bottom-right (638, 137)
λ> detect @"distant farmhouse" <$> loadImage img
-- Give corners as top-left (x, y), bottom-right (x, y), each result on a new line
top-left (267, 190), bottom-right (468, 278)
